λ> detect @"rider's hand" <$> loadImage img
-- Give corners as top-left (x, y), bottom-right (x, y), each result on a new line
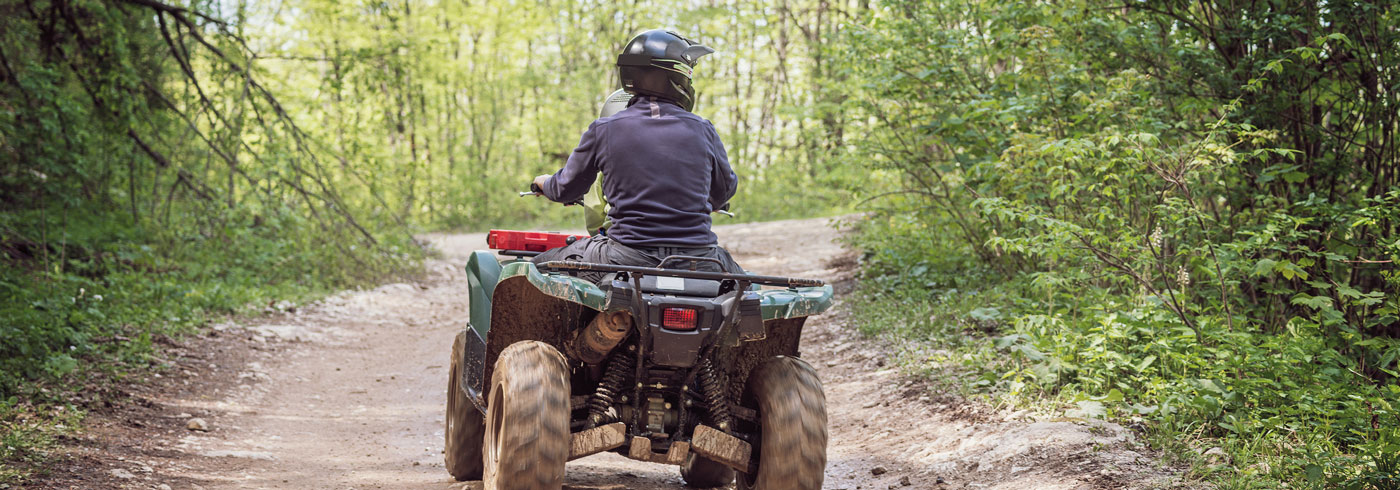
top-left (532, 174), bottom-right (551, 195)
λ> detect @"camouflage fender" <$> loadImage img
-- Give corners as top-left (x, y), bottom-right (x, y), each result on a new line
top-left (757, 285), bottom-right (835, 320)
top-left (481, 259), bottom-right (834, 322)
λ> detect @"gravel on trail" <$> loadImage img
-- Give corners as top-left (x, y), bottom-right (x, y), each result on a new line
top-left (33, 217), bottom-right (1192, 490)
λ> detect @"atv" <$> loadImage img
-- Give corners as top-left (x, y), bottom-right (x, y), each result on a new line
top-left (443, 228), bottom-right (834, 489)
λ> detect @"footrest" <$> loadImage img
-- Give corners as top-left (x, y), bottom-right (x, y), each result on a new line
top-left (626, 436), bottom-right (690, 465)
top-left (690, 424), bottom-right (753, 473)
top-left (568, 422), bottom-right (626, 461)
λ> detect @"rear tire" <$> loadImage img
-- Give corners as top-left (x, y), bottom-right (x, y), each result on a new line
top-left (445, 331), bottom-right (486, 481)
top-left (736, 356), bottom-right (827, 490)
top-left (483, 341), bottom-right (570, 490)
top-left (681, 453), bottom-right (736, 488)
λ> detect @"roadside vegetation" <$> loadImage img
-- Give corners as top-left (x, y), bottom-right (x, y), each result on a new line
top-left (1, 0), bottom-right (849, 483)
top-left (7, 0), bottom-right (1398, 487)
top-left (830, 1), bottom-right (1400, 488)
top-left (1, 0), bottom-right (423, 480)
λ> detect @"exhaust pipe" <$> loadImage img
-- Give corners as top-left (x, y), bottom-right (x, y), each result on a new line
top-left (569, 309), bottom-right (632, 364)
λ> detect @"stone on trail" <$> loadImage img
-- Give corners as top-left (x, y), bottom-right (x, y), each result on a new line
top-left (109, 468), bottom-right (136, 479)
top-left (186, 418), bottom-right (209, 431)
top-left (1202, 446), bottom-right (1230, 465)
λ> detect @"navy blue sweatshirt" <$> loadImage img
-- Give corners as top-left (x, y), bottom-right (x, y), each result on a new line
top-left (541, 96), bottom-right (737, 247)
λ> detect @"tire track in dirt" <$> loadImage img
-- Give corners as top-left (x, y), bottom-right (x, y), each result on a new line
top-left (35, 217), bottom-right (1191, 489)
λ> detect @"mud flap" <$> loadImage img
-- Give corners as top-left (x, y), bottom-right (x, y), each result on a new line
top-left (459, 326), bottom-right (488, 411)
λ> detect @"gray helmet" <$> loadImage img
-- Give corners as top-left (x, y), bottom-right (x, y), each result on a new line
top-left (616, 29), bottom-right (714, 112)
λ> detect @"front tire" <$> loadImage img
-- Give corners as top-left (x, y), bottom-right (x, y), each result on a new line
top-left (483, 341), bottom-right (570, 490)
top-left (736, 356), bottom-right (827, 490)
top-left (445, 330), bottom-right (485, 480)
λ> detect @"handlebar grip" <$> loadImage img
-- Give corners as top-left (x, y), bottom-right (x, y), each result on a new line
top-left (530, 182), bottom-right (543, 194)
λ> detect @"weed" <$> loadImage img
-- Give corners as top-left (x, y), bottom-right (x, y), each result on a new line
top-left (850, 213), bottom-right (1400, 487)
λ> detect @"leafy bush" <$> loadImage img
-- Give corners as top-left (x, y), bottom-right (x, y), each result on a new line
top-left (836, 0), bottom-right (1400, 486)
top-left (1, 2), bottom-right (422, 482)
top-left (0, 204), bottom-right (419, 397)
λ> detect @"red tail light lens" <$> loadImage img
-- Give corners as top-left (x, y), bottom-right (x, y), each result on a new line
top-left (661, 307), bottom-right (699, 331)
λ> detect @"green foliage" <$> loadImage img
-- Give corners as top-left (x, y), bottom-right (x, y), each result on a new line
top-left (0, 397), bottom-right (80, 484)
top-left (0, 205), bottom-right (416, 397)
top-left (854, 215), bottom-right (1400, 487)
top-left (2, 0), bottom-right (859, 481)
top-left (248, 0), bottom-right (857, 230)
top-left (2, 1), bottom-right (421, 482)
top-left (837, 0), bottom-right (1400, 486)
top-left (1, 0), bottom-right (421, 393)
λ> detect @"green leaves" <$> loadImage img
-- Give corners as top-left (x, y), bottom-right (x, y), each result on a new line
top-left (1290, 294), bottom-right (1334, 311)
top-left (1066, 400), bottom-right (1107, 419)
top-left (994, 334), bottom-right (1046, 361)
top-left (844, 3), bottom-right (1400, 484)
top-left (969, 307), bottom-right (1002, 322)
top-left (1253, 258), bottom-right (1278, 276)
top-left (1132, 355), bottom-right (1157, 373)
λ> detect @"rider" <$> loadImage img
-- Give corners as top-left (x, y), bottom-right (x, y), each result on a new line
top-left (531, 29), bottom-right (742, 283)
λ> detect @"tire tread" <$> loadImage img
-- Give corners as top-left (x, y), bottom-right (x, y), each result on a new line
top-left (738, 356), bottom-right (827, 490)
top-left (445, 331), bottom-right (485, 480)
top-left (483, 341), bottom-right (570, 490)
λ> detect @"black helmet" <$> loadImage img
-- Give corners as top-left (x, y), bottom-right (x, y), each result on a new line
top-left (616, 30), bottom-right (714, 112)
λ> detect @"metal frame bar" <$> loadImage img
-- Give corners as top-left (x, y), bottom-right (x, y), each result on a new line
top-left (538, 260), bottom-right (824, 287)
top-left (497, 249), bottom-right (542, 258)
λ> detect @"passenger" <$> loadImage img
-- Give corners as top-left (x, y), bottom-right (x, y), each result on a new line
top-left (531, 29), bottom-right (742, 284)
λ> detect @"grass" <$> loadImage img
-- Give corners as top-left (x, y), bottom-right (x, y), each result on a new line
top-left (846, 213), bottom-right (1400, 490)
top-left (0, 397), bottom-right (82, 483)
top-left (0, 205), bottom-right (421, 485)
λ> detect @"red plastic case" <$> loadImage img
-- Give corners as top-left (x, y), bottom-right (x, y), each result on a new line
top-left (486, 229), bottom-right (589, 252)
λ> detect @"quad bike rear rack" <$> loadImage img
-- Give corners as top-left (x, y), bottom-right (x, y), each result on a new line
top-left (538, 260), bottom-right (825, 288)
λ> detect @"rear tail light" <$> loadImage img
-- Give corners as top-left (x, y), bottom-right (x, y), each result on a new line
top-left (661, 307), bottom-right (699, 331)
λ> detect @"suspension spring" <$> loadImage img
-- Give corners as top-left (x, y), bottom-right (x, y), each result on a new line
top-left (696, 358), bottom-right (732, 431)
top-left (587, 352), bottom-right (634, 426)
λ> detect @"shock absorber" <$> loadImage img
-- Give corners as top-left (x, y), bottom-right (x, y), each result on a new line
top-left (587, 351), bottom-right (634, 427)
top-left (696, 358), bottom-right (733, 431)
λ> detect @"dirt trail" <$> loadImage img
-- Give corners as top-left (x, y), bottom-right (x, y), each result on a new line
top-left (39, 217), bottom-right (1188, 489)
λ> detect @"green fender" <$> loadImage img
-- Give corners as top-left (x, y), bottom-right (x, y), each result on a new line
top-left (465, 251), bottom-right (503, 339)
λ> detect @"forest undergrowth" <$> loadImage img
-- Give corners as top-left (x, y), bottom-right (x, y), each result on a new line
top-left (838, 1), bottom-right (1400, 488)
top-left (0, 207), bottom-right (423, 483)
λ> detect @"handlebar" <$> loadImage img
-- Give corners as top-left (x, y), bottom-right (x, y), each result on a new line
top-left (521, 184), bottom-right (584, 206)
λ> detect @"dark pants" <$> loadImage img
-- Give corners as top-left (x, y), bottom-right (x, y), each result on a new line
top-left (532, 236), bottom-right (744, 284)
